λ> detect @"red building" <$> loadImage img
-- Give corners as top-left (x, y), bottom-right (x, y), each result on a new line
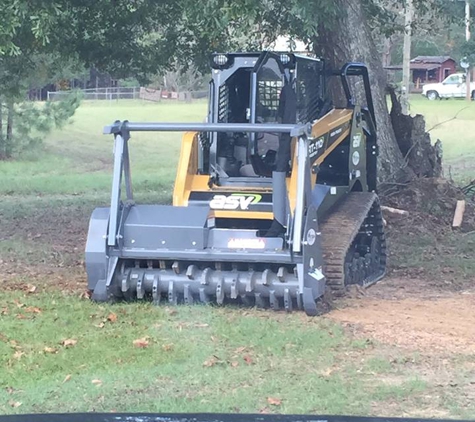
top-left (385, 56), bottom-right (457, 92)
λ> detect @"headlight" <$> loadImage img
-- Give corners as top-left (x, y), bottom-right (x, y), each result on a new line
top-left (280, 54), bottom-right (291, 65)
top-left (213, 54), bottom-right (228, 66)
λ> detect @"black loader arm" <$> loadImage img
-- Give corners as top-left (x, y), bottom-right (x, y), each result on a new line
top-left (339, 62), bottom-right (377, 134)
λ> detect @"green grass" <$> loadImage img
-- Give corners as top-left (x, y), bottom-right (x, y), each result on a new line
top-left (0, 291), bottom-right (387, 415)
top-left (410, 96), bottom-right (475, 183)
top-left (0, 100), bottom-right (207, 196)
top-left (388, 231), bottom-right (475, 282)
top-left (6, 290), bottom-right (469, 417)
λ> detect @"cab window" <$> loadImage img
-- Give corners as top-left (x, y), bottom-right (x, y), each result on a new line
top-left (444, 75), bottom-right (462, 84)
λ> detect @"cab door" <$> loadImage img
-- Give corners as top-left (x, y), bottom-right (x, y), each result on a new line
top-left (441, 74), bottom-right (464, 98)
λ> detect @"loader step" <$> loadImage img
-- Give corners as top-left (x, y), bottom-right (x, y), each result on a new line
top-left (320, 192), bottom-right (387, 296)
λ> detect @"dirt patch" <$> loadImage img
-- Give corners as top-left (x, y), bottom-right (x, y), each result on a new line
top-left (328, 277), bottom-right (475, 354)
top-left (0, 199), bottom-right (91, 292)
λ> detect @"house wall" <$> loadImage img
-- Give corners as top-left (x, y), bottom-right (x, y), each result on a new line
top-left (438, 60), bottom-right (456, 81)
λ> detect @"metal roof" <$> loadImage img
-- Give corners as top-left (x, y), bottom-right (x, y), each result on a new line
top-left (411, 56), bottom-right (454, 64)
top-left (385, 63), bottom-right (440, 71)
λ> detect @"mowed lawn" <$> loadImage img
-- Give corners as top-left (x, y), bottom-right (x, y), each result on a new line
top-left (0, 100), bottom-right (207, 198)
top-left (1, 97), bottom-right (474, 417)
top-left (410, 96), bottom-right (475, 183)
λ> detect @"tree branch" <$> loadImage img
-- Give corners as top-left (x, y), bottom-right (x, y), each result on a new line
top-left (427, 106), bottom-right (471, 132)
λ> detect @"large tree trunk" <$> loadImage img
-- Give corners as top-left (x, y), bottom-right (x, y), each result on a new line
top-left (6, 101), bottom-right (14, 158)
top-left (0, 99), bottom-right (4, 159)
top-left (314, 0), bottom-right (413, 183)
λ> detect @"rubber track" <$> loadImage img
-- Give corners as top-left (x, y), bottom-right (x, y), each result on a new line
top-left (319, 192), bottom-right (386, 296)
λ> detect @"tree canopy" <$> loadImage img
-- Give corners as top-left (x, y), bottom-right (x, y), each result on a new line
top-left (0, 0), bottom-right (471, 168)
top-left (0, 0), bottom-right (470, 81)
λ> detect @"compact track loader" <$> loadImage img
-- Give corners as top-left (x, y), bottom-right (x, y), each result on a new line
top-left (86, 52), bottom-right (386, 316)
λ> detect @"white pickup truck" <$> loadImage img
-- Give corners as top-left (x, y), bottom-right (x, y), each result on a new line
top-left (422, 73), bottom-right (475, 100)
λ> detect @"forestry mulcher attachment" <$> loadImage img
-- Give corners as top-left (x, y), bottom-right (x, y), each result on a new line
top-left (86, 52), bottom-right (386, 316)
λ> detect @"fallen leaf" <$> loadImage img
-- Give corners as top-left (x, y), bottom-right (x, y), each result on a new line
top-left (16, 314), bottom-right (28, 320)
top-left (320, 368), bottom-right (335, 377)
top-left (94, 322), bottom-right (105, 329)
top-left (231, 361), bottom-right (239, 368)
top-left (25, 307), bottom-right (41, 314)
top-left (107, 313), bottom-right (117, 323)
top-left (92, 379), bottom-right (102, 386)
top-left (203, 357), bottom-right (218, 367)
top-left (13, 350), bottom-right (25, 360)
top-left (243, 354), bottom-right (253, 365)
top-left (62, 339), bottom-right (77, 348)
top-left (26, 284), bottom-right (37, 293)
top-left (162, 344), bottom-right (174, 351)
top-left (63, 374), bottom-right (72, 383)
top-left (44, 347), bottom-right (58, 354)
top-left (13, 300), bottom-right (25, 308)
top-left (79, 290), bottom-right (91, 300)
top-left (267, 397), bottom-right (282, 406)
top-left (9, 401), bottom-right (22, 408)
top-left (13, 351), bottom-right (24, 360)
top-left (133, 337), bottom-right (149, 348)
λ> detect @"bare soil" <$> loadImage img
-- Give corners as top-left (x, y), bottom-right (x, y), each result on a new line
top-left (328, 277), bottom-right (475, 355)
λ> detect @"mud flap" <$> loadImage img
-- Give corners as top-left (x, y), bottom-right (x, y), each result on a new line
top-left (301, 204), bottom-right (326, 316)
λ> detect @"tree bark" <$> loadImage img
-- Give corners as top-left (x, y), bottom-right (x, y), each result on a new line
top-left (6, 101), bottom-right (14, 158)
top-left (314, 0), bottom-right (413, 183)
top-left (0, 99), bottom-right (4, 159)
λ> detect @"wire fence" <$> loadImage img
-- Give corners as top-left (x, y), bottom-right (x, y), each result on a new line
top-left (47, 87), bottom-right (208, 102)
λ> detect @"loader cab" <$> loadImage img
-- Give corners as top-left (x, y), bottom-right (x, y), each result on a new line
top-left (204, 52), bottom-right (329, 181)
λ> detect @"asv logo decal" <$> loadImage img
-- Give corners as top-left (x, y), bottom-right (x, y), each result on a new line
top-left (210, 194), bottom-right (262, 211)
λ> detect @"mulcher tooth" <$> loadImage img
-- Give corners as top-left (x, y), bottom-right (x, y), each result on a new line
top-left (277, 267), bottom-right (288, 282)
top-left (230, 275), bottom-right (238, 299)
top-left (246, 271), bottom-right (255, 293)
top-left (184, 284), bottom-right (193, 305)
top-left (172, 261), bottom-right (181, 275)
top-left (201, 267), bottom-right (211, 285)
top-left (269, 290), bottom-right (279, 311)
top-left (136, 273), bottom-right (145, 300)
top-left (199, 287), bottom-right (210, 304)
top-left (261, 269), bottom-right (271, 286)
top-left (186, 265), bottom-right (198, 280)
top-left (216, 279), bottom-right (224, 305)
top-left (121, 275), bottom-right (129, 294)
top-left (296, 291), bottom-right (302, 310)
top-left (284, 289), bottom-right (292, 312)
top-left (152, 277), bottom-right (160, 305)
top-left (168, 281), bottom-right (177, 305)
